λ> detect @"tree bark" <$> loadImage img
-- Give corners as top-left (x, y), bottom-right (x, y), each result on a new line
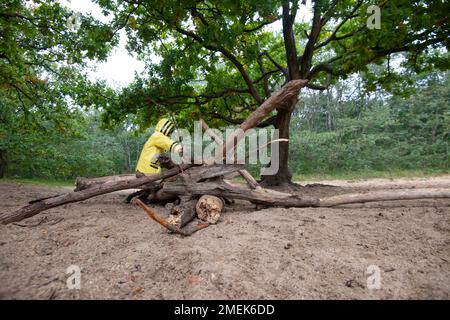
top-left (167, 199), bottom-right (197, 229)
top-left (261, 100), bottom-right (296, 186)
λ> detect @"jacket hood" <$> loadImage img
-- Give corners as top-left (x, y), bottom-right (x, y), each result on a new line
top-left (155, 118), bottom-right (174, 136)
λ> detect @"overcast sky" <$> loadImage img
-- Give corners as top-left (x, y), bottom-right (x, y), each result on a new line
top-left (60, 0), bottom-right (145, 88)
top-left (60, 0), bottom-right (314, 89)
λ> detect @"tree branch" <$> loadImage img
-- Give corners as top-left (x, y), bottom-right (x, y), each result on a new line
top-left (261, 51), bottom-right (288, 78)
top-left (243, 20), bottom-right (276, 33)
top-left (315, 0), bottom-right (364, 51)
top-left (282, 2), bottom-right (300, 80)
top-left (299, 2), bottom-right (322, 78)
top-left (317, 0), bottom-right (363, 51)
top-left (173, 25), bottom-right (263, 104)
top-left (256, 50), bottom-right (271, 98)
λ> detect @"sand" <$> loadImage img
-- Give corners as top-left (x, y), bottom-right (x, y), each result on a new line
top-left (0, 176), bottom-right (449, 299)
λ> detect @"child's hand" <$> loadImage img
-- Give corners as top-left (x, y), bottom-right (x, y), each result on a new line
top-left (174, 144), bottom-right (183, 154)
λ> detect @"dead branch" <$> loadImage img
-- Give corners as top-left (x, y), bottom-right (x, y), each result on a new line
top-left (200, 118), bottom-right (260, 189)
top-left (75, 174), bottom-right (136, 191)
top-left (0, 164), bottom-right (193, 225)
top-left (136, 199), bottom-right (209, 236)
top-left (318, 188), bottom-right (450, 207)
top-left (167, 199), bottom-right (197, 229)
top-left (206, 79), bottom-right (308, 165)
top-left (162, 180), bottom-right (320, 207)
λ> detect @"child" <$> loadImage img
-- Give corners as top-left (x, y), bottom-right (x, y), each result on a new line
top-left (136, 118), bottom-right (182, 175)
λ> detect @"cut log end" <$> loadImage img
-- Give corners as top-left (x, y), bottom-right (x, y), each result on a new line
top-left (195, 195), bottom-right (223, 224)
top-left (166, 200), bottom-right (197, 229)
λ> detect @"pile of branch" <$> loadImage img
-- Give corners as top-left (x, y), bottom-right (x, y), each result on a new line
top-left (1, 79), bottom-right (449, 235)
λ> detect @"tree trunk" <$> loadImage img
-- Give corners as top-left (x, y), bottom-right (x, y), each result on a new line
top-left (0, 149), bottom-right (7, 179)
top-left (261, 98), bottom-right (296, 186)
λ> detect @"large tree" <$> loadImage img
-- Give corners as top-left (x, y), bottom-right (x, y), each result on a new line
top-left (98, 0), bottom-right (448, 186)
top-left (6, 0), bottom-right (446, 185)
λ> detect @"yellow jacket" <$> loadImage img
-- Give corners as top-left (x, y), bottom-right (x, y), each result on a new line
top-left (136, 119), bottom-right (179, 174)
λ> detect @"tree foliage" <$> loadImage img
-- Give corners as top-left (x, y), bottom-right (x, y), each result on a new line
top-left (95, 0), bottom-right (448, 125)
top-left (0, 0), bottom-right (118, 176)
top-left (290, 72), bottom-right (449, 176)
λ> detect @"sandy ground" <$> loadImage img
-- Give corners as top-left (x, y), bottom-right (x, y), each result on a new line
top-left (0, 175), bottom-right (449, 300)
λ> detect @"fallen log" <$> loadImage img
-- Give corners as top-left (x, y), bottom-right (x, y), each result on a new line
top-left (163, 181), bottom-right (450, 208)
top-left (76, 163), bottom-right (243, 195)
top-left (0, 164), bottom-right (193, 225)
top-left (196, 195), bottom-right (223, 224)
top-left (162, 180), bottom-right (320, 207)
top-left (122, 164), bottom-right (243, 204)
top-left (318, 188), bottom-right (450, 207)
top-left (136, 199), bottom-right (209, 236)
top-left (167, 199), bottom-right (198, 229)
top-left (75, 174), bottom-right (136, 191)
top-left (178, 164), bottom-right (243, 183)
